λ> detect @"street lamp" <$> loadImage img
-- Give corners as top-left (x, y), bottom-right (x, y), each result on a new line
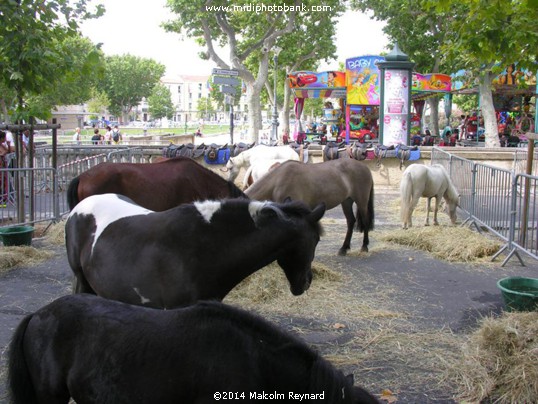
top-left (271, 46), bottom-right (282, 144)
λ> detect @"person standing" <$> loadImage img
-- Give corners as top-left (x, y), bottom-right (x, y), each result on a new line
top-left (104, 126), bottom-right (112, 144)
top-left (111, 125), bottom-right (122, 144)
top-left (72, 127), bottom-right (82, 145)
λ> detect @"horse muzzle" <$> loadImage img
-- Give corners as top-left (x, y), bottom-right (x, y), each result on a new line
top-left (290, 273), bottom-right (312, 296)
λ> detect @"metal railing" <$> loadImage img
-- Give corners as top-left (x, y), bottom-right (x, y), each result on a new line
top-left (0, 147), bottom-right (147, 228)
top-left (432, 147), bottom-right (537, 266)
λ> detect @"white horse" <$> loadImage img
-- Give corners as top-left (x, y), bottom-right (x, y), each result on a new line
top-left (242, 159), bottom-right (286, 190)
top-left (226, 145), bottom-right (300, 182)
top-left (400, 164), bottom-right (460, 229)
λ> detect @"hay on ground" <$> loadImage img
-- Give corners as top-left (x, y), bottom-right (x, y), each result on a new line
top-left (452, 311), bottom-right (538, 403)
top-left (376, 226), bottom-right (501, 262)
top-left (0, 246), bottom-right (53, 275)
top-left (43, 220), bottom-right (66, 246)
top-left (224, 261), bottom-right (402, 321)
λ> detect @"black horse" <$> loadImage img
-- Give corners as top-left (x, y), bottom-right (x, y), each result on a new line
top-left (66, 195), bottom-right (325, 308)
top-left (8, 295), bottom-right (379, 404)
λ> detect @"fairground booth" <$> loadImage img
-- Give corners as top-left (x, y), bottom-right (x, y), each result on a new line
top-left (288, 52), bottom-right (452, 146)
top-left (451, 65), bottom-right (536, 143)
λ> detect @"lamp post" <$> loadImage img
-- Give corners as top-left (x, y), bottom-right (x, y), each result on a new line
top-left (271, 46), bottom-right (282, 144)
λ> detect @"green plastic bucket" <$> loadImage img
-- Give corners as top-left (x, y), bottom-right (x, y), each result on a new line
top-left (0, 225), bottom-right (34, 246)
top-left (497, 277), bottom-right (538, 312)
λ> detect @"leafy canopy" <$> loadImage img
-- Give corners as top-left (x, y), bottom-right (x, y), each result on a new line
top-left (0, 0), bottom-right (104, 121)
top-left (101, 55), bottom-right (166, 118)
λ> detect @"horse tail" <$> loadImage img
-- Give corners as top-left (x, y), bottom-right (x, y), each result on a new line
top-left (356, 183), bottom-right (375, 232)
top-left (400, 171), bottom-right (413, 223)
top-left (67, 176), bottom-right (80, 210)
top-left (8, 315), bottom-right (39, 404)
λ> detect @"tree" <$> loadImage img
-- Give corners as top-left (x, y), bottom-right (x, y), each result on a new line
top-left (101, 55), bottom-right (166, 122)
top-left (269, 6), bottom-right (344, 137)
top-left (25, 35), bottom-right (105, 120)
top-left (148, 84), bottom-right (175, 120)
top-left (164, 0), bottom-right (344, 142)
top-left (0, 0), bottom-right (104, 122)
top-left (86, 88), bottom-right (110, 120)
top-left (430, 0), bottom-right (538, 146)
top-left (354, 0), bottom-right (538, 146)
top-left (350, 0), bottom-right (459, 139)
top-left (196, 97), bottom-right (216, 120)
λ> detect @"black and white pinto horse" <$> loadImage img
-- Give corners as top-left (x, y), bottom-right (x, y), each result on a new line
top-left (65, 194), bottom-right (325, 308)
top-left (8, 294), bottom-right (379, 404)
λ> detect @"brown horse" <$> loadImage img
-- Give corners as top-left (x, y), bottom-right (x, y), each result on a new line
top-left (67, 157), bottom-right (246, 211)
top-left (245, 159), bottom-right (374, 255)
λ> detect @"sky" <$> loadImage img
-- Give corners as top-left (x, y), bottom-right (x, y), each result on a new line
top-left (79, 0), bottom-right (389, 77)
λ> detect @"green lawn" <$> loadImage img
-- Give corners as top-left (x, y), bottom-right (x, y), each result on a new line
top-left (44, 124), bottom-right (234, 144)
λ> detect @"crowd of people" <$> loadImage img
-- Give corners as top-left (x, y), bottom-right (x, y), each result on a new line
top-left (76, 125), bottom-right (123, 145)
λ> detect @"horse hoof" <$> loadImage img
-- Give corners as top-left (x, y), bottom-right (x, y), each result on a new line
top-left (338, 248), bottom-right (348, 256)
top-left (361, 246), bottom-right (369, 253)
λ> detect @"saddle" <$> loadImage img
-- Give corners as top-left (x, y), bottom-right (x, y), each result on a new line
top-left (289, 142), bottom-right (309, 163)
top-left (162, 143), bottom-right (206, 159)
top-left (231, 142), bottom-right (255, 157)
top-left (396, 144), bottom-right (420, 169)
top-left (204, 143), bottom-right (230, 164)
top-left (323, 141), bottom-right (346, 161)
top-left (346, 142), bottom-right (368, 161)
top-left (373, 144), bottom-right (396, 167)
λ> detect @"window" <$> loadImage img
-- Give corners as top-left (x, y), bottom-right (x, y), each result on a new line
top-left (178, 85), bottom-right (182, 93)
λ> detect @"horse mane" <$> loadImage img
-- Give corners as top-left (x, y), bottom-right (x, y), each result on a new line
top-left (227, 180), bottom-right (248, 199)
top-left (276, 201), bottom-right (325, 236)
top-left (308, 357), bottom-right (353, 403)
top-left (443, 170), bottom-right (459, 204)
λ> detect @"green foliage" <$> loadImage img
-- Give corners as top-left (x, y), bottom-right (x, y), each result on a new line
top-left (453, 94), bottom-right (478, 115)
top-left (164, 0), bottom-right (345, 139)
top-left (86, 88), bottom-right (110, 117)
top-left (196, 97), bottom-right (216, 119)
top-left (208, 77), bottom-right (243, 109)
top-left (148, 84), bottom-right (175, 120)
top-left (101, 55), bottom-right (166, 118)
top-left (0, 0), bottom-right (104, 121)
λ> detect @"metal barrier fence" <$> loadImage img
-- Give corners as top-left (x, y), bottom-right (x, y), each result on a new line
top-left (432, 147), bottom-right (537, 266)
top-left (0, 147), bottom-right (146, 228)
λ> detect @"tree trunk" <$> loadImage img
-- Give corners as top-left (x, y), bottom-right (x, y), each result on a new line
top-left (427, 97), bottom-right (440, 139)
top-left (245, 81), bottom-right (263, 143)
top-left (478, 72), bottom-right (500, 147)
top-left (281, 79), bottom-right (292, 139)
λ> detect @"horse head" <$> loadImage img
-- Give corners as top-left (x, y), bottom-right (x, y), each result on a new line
top-left (271, 202), bottom-right (326, 295)
top-left (444, 177), bottom-right (460, 225)
top-left (225, 153), bottom-right (246, 182)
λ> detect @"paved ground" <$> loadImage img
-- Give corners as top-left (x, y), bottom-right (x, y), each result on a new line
top-left (0, 188), bottom-right (537, 403)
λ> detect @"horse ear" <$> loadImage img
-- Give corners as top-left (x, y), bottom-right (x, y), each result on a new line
top-left (345, 373), bottom-right (355, 384)
top-left (283, 196), bottom-right (292, 203)
top-left (308, 202), bottom-right (326, 223)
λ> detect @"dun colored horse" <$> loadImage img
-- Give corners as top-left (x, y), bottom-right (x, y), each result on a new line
top-left (8, 295), bottom-right (379, 404)
top-left (246, 159), bottom-right (374, 255)
top-left (66, 194), bottom-right (325, 308)
top-left (67, 156), bottom-right (245, 211)
top-left (400, 164), bottom-right (459, 229)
